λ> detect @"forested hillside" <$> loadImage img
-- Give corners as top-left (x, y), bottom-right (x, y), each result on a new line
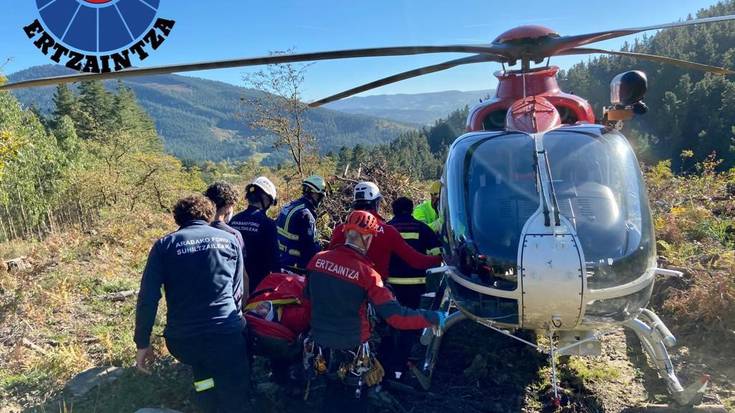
top-left (0, 77), bottom-right (201, 243)
top-left (332, 107), bottom-right (469, 181)
top-left (9, 66), bottom-right (412, 164)
top-left (558, 0), bottom-right (735, 169)
top-left (324, 89), bottom-right (493, 125)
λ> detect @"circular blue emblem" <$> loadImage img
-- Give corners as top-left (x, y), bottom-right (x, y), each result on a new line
top-left (36, 0), bottom-right (161, 53)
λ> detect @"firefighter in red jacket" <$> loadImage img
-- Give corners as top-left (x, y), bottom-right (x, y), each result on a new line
top-left (306, 210), bottom-right (445, 413)
top-left (328, 182), bottom-right (442, 280)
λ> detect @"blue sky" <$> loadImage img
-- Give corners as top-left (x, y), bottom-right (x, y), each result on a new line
top-left (0, 0), bottom-right (721, 100)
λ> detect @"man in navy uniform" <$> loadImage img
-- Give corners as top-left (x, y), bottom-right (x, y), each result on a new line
top-left (387, 197), bottom-right (441, 307)
top-left (229, 176), bottom-right (280, 292)
top-left (384, 196), bottom-right (442, 379)
top-left (276, 175), bottom-right (326, 273)
top-left (134, 195), bottom-right (249, 412)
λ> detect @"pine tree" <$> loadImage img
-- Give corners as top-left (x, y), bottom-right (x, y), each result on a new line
top-left (53, 115), bottom-right (81, 164)
top-left (51, 84), bottom-right (78, 127)
top-left (76, 80), bottom-right (114, 140)
top-left (113, 82), bottom-right (162, 152)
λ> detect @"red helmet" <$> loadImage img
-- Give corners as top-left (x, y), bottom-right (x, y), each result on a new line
top-left (343, 210), bottom-right (379, 235)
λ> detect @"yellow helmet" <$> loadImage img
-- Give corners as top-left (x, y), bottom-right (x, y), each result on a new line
top-left (429, 181), bottom-right (442, 196)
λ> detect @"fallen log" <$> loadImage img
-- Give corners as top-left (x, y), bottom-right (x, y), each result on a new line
top-left (21, 338), bottom-right (48, 355)
top-left (99, 290), bottom-right (137, 302)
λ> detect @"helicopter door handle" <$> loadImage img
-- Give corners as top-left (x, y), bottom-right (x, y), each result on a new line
top-left (654, 268), bottom-right (683, 278)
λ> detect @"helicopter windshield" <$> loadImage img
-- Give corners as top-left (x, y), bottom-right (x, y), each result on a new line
top-left (445, 132), bottom-right (539, 290)
top-left (543, 129), bottom-right (656, 289)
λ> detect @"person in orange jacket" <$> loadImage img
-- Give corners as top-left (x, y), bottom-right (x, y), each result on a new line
top-left (328, 182), bottom-right (442, 280)
top-left (306, 210), bottom-right (445, 413)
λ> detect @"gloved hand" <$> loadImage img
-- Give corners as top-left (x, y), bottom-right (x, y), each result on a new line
top-left (432, 311), bottom-right (447, 336)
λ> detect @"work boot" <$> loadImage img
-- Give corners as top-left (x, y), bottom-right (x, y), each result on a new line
top-left (367, 385), bottom-right (406, 412)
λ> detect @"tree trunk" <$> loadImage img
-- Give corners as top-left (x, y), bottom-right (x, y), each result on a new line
top-left (15, 188), bottom-right (31, 239)
top-left (4, 203), bottom-right (18, 240)
top-left (0, 214), bottom-right (8, 242)
top-left (76, 199), bottom-right (85, 229)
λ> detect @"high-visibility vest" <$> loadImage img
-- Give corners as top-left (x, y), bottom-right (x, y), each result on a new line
top-left (413, 200), bottom-right (440, 232)
top-left (276, 197), bottom-right (319, 269)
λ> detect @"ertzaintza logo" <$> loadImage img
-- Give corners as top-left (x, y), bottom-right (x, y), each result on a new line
top-left (23, 0), bottom-right (175, 73)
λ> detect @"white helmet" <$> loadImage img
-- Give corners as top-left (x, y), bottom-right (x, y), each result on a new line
top-left (247, 176), bottom-right (278, 205)
top-left (353, 181), bottom-right (381, 202)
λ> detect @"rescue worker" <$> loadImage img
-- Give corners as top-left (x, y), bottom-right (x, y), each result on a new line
top-left (276, 175), bottom-right (326, 273)
top-left (229, 176), bottom-right (280, 293)
top-left (329, 181), bottom-right (442, 280)
top-left (384, 197), bottom-right (442, 379)
top-left (413, 181), bottom-right (442, 232)
top-left (134, 195), bottom-right (249, 412)
top-left (305, 210), bottom-right (446, 413)
top-left (204, 181), bottom-right (245, 249)
top-left (205, 181), bottom-right (249, 297)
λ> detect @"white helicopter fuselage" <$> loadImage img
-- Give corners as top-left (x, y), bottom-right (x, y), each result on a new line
top-left (440, 124), bottom-right (657, 335)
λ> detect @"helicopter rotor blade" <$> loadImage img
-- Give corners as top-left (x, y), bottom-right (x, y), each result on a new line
top-left (559, 47), bottom-right (735, 75)
top-left (0, 45), bottom-right (507, 91)
top-left (545, 14), bottom-right (735, 55)
top-left (309, 54), bottom-right (504, 107)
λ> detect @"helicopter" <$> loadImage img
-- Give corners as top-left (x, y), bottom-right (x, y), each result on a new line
top-left (3, 12), bottom-right (735, 408)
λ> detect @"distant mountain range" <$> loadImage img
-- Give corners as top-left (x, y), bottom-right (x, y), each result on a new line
top-left (8, 65), bottom-right (488, 162)
top-left (325, 89), bottom-right (494, 125)
top-left (8, 65), bottom-right (414, 163)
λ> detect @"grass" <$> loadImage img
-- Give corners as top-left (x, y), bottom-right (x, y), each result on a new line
top-left (565, 356), bottom-right (621, 384)
top-left (645, 158), bottom-right (735, 337)
top-left (0, 208), bottom-right (178, 410)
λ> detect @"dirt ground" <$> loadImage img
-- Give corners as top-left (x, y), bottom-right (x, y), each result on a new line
top-left (249, 319), bottom-right (733, 413)
top-left (15, 314), bottom-right (732, 413)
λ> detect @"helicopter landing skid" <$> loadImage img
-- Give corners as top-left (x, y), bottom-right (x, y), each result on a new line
top-left (623, 308), bottom-right (710, 407)
top-left (419, 307), bottom-right (710, 408)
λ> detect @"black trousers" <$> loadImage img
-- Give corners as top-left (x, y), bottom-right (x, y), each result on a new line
top-left (381, 284), bottom-right (424, 376)
top-left (322, 348), bottom-right (369, 413)
top-left (166, 330), bottom-right (250, 413)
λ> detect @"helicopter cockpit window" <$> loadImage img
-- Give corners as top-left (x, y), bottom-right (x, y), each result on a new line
top-left (543, 130), bottom-right (656, 289)
top-left (445, 133), bottom-right (539, 291)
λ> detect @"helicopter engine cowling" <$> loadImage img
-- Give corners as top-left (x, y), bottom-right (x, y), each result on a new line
top-left (505, 96), bottom-right (562, 134)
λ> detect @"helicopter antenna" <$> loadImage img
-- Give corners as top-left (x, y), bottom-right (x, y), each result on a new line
top-left (543, 153), bottom-right (562, 226)
top-left (522, 72), bottom-right (527, 98)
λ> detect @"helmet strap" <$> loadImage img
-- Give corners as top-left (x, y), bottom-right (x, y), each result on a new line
top-left (259, 193), bottom-right (273, 211)
top-left (306, 191), bottom-right (324, 208)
